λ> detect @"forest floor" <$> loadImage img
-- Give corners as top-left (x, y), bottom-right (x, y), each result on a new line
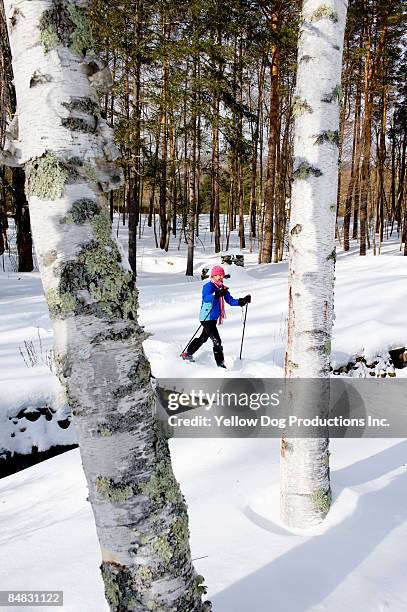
top-left (0, 216), bottom-right (406, 611)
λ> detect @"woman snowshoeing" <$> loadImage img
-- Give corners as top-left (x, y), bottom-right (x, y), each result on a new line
top-left (181, 265), bottom-right (251, 368)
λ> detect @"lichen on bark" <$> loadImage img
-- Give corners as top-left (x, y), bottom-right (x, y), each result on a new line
top-left (61, 117), bottom-right (97, 132)
top-left (82, 162), bottom-right (99, 182)
top-left (98, 426), bottom-right (113, 437)
top-left (327, 248), bottom-right (336, 262)
top-left (112, 355), bottom-right (151, 399)
top-left (321, 84), bottom-right (341, 103)
top-left (39, 1), bottom-right (93, 56)
top-left (96, 476), bottom-right (134, 503)
top-left (140, 459), bottom-right (183, 505)
top-left (26, 152), bottom-right (68, 200)
top-left (311, 487), bottom-right (332, 515)
top-left (309, 4), bottom-right (338, 22)
top-left (293, 96), bottom-right (313, 117)
top-left (66, 2), bottom-right (94, 56)
top-left (151, 536), bottom-right (173, 563)
top-left (101, 563), bottom-right (144, 611)
top-left (171, 514), bottom-right (190, 553)
top-left (68, 198), bottom-right (100, 224)
top-left (46, 288), bottom-right (76, 317)
top-left (293, 161), bottom-right (323, 180)
top-left (133, 565), bottom-right (153, 591)
top-left (39, 21), bottom-right (59, 51)
top-left (324, 339), bottom-right (332, 354)
top-left (287, 359), bottom-right (299, 370)
top-left (194, 575), bottom-right (208, 598)
top-left (64, 96), bottom-right (99, 112)
top-left (53, 232), bottom-right (138, 320)
top-left (314, 130), bottom-right (339, 146)
top-left (30, 70), bottom-right (53, 87)
top-left (101, 565), bottom-right (120, 609)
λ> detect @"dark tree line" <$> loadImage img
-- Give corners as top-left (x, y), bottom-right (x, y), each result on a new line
top-left (1, 0), bottom-right (406, 272)
top-left (340, 0), bottom-right (407, 255)
top-left (0, 3), bottom-right (33, 271)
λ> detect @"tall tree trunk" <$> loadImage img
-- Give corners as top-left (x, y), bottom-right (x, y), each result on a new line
top-left (359, 24), bottom-right (373, 256)
top-left (248, 61), bottom-right (264, 252)
top-left (397, 131), bottom-right (406, 241)
top-left (376, 84), bottom-right (387, 252)
top-left (3, 2), bottom-right (207, 609)
top-left (335, 79), bottom-right (348, 236)
top-left (359, 16), bottom-right (386, 255)
top-left (159, 15), bottom-right (169, 250)
top-left (257, 71), bottom-right (265, 262)
top-left (352, 161), bottom-right (360, 240)
top-left (107, 52), bottom-right (116, 223)
top-left (13, 166), bottom-right (34, 271)
top-left (343, 70), bottom-right (362, 251)
top-left (170, 115), bottom-right (177, 237)
top-left (237, 38), bottom-right (245, 251)
top-left (260, 13), bottom-right (279, 263)
top-left (128, 6), bottom-right (141, 275)
top-left (211, 31), bottom-right (221, 250)
top-left (281, 0), bottom-right (348, 528)
top-left (147, 121), bottom-right (161, 229)
top-left (195, 95), bottom-right (201, 238)
top-left (1, 5), bottom-right (34, 271)
top-left (278, 86), bottom-right (294, 262)
top-left (273, 96), bottom-right (283, 264)
top-left (186, 57), bottom-right (197, 276)
top-left (389, 119), bottom-right (396, 234)
top-left (0, 168), bottom-right (8, 257)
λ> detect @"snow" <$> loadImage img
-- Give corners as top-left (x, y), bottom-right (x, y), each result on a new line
top-left (0, 272), bottom-right (75, 457)
top-left (1, 439), bottom-right (407, 611)
top-left (0, 449), bottom-right (108, 612)
top-left (0, 215), bottom-right (406, 611)
top-left (130, 218), bottom-right (406, 378)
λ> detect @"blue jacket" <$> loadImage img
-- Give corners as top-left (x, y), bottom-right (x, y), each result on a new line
top-left (199, 281), bottom-right (239, 321)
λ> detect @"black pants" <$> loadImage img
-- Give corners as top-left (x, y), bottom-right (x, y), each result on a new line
top-left (187, 320), bottom-right (225, 365)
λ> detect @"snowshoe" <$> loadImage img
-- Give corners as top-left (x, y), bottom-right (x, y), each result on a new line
top-left (180, 352), bottom-right (195, 362)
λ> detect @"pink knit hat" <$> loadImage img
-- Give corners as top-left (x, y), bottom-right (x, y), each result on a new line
top-left (210, 266), bottom-right (225, 277)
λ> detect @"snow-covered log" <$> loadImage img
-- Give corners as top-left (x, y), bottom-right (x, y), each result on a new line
top-left (281, 0), bottom-right (348, 528)
top-left (3, 1), bottom-right (206, 609)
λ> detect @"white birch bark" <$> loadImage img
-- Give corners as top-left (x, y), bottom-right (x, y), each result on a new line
top-left (281, 0), bottom-right (348, 528)
top-left (2, 1), bottom-right (207, 609)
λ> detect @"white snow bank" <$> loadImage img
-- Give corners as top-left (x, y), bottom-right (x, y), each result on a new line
top-left (1, 439), bottom-right (407, 611)
top-left (0, 273), bottom-right (75, 456)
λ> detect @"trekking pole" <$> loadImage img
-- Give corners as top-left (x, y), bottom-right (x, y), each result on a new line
top-left (239, 303), bottom-right (249, 360)
top-left (181, 303), bottom-right (214, 355)
top-left (181, 323), bottom-right (203, 355)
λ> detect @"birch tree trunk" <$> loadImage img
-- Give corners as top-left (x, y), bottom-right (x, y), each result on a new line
top-left (281, 0), bottom-right (348, 528)
top-left (2, 1), bottom-right (207, 610)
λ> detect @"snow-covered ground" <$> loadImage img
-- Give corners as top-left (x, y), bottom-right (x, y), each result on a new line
top-left (0, 216), bottom-right (406, 611)
top-left (130, 218), bottom-right (406, 376)
top-left (1, 438), bottom-right (407, 611)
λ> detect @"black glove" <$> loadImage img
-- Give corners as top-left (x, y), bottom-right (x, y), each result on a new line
top-left (238, 294), bottom-right (251, 306)
top-left (214, 287), bottom-right (228, 299)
